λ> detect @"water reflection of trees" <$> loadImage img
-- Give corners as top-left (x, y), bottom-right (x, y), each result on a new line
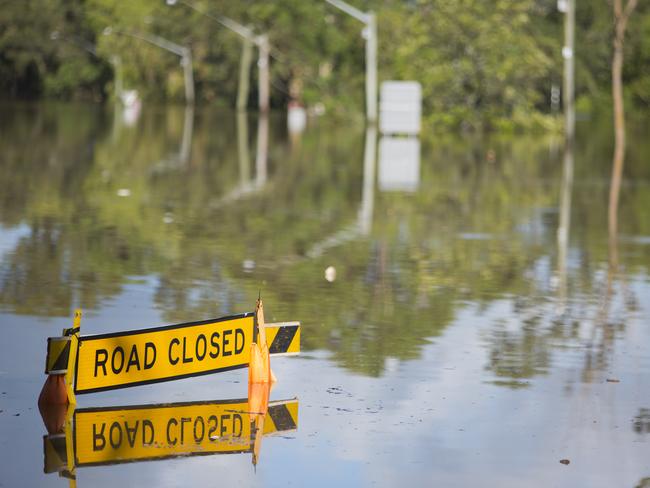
top-left (0, 105), bottom-right (647, 379)
top-left (485, 135), bottom-right (643, 388)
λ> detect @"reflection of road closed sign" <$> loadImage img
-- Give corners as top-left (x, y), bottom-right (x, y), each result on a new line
top-left (43, 398), bottom-right (299, 470)
top-left (75, 400), bottom-right (253, 465)
top-left (75, 314), bottom-right (255, 393)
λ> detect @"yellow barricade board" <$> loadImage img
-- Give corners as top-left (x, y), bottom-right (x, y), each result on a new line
top-left (266, 322), bottom-right (300, 356)
top-left (45, 336), bottom-right (72, 374)
top-left (75, 313), bottom-right (255, 394)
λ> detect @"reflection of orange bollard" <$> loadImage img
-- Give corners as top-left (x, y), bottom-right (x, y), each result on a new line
top-left (248, 382), bottom-right (271, 466)
top-left (248, 382), bottom-right (271, 417)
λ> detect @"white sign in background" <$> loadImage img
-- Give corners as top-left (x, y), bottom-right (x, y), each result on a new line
top-left (379, 81), bottom-right (422, 136)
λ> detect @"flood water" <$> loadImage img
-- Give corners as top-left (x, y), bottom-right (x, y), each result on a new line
top-left (0, 102), bottom-right (649, 487)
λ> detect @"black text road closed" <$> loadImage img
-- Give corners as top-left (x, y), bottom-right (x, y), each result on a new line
top-left (75, 314), bottom-right (254, 393)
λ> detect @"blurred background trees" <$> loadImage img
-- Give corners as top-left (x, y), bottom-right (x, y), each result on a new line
top-left (1, 0), bottom-right (648, 130)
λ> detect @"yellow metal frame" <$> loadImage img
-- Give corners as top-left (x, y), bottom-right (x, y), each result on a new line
top-left (64, 309), bottom-right (81, 405)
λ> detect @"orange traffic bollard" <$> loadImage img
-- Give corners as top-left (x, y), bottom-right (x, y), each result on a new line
top-left (39, 309), bottom-right (81, 407)
top-left (248, 298), bottom-right (276, 385)
top-left (38, 374), bottom-right (69, 408)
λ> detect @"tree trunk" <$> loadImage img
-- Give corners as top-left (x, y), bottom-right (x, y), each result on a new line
top-left (608, 0), bottom-right (638, 245)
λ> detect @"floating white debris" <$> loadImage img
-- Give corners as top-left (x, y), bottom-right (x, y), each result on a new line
top-left (116, 188), bottom-right (131, 197)
top-left (163, 212), bottom-right (174, 224)
top-left (243, 259), bottom-right (255, 272)
top-left (325, 266), bottom-right (336, 282)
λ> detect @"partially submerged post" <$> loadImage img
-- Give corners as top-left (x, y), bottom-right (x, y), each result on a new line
top-left (166, 0), bottom-right (271, 112)
top-left (609, 0), bottom-right (639, 241)
top-left (365, 13), bottom-right (378, 123)
top-left (256, 35), bottom-right (271, 114)
top-left (181, 47), bottom-right (195, 104)
top-left (559, 0), bottom-right (575, 141)
top-left (110, 55), bottom-right (124, 102)
top-left (325, 0), bottom-right (378, 123)
top-left (103, 27), bottom-right (195, 105)
top-left (237, 36), bottom-right (254, 111)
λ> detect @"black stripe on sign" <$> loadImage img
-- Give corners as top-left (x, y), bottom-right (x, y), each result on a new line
top-left (268, 326), bottom-right (297, 354)
top-left (268, 404), bottom-right (296, 431)
top-left (50, 340), bottom-right (70, 373)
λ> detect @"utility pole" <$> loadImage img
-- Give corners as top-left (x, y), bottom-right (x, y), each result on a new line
top-left (609, 0), bottom-right (639, 241)
top-left (181, 48), bottom-right (195, 104)
top-left (325, 0), bottom-right (378, 123)
top-left (237, 36), bottom-right (253, 111)
top-left (365, 13), bottom-right (378, 123)
top-left (256, 35), bottom-right (270, 114)
top-left (110, 55), bottom-right (123, 101)
top-left (167, 0), bottom-right (271, 112)
top-left (559, 0), bottom-right (575, 141)
top-left (103, 27), bottom-right (194, 104)
top-left (50, 31), bottom-right (125, 102)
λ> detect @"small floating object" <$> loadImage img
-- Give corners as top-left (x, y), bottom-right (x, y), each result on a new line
top-left (325, 266), bottom-right (336, 282)
top-left (116, 188), bottom-right (131, 197)
top-left (559, 459), bottom-right (570, 465)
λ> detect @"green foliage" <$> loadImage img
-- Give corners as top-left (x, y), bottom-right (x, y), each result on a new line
top-left (381, 0), bottom-right (557, 130)
top-left (0, 1), bottom-right (649, 128)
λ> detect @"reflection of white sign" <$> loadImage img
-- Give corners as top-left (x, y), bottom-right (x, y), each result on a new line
top-left (380, 81), bottom-right (421, 135)
top-left (378, 137), bottom-right (420, 192)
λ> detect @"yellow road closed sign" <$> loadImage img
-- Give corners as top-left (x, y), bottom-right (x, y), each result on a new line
top-left (75, 313), bottom-right (255, 394)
